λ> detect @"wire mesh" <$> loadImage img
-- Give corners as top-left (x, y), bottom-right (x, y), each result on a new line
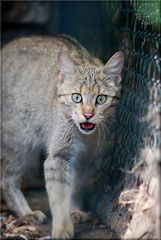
top-left (89, 0), bottom-right (160, 223)
top-left (111, 0), bottom-right (161, 177)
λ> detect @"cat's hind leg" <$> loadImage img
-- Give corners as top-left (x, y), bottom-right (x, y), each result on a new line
top-left (71, 209), bottom-right (92, 224)
top-left (1, 144), bottom-right (46, 224)
top-left (71, 181), bottom-right (92, 224)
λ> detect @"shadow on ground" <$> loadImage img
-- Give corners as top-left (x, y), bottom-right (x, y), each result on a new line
top-left (1, 189), bottom-right (116, 239)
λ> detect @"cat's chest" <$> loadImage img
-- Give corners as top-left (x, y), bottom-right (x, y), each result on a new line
top-left (71, 133), bottom-right (105, 165)
top-left (71, 135), bottom-right (107, 192)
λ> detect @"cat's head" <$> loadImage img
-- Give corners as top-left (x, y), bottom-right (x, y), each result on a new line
top-left (56, 51), bottom-right (124, 135)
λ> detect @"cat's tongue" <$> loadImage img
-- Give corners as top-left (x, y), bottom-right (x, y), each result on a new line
top-left (80, 122), bottom-right (95, 131)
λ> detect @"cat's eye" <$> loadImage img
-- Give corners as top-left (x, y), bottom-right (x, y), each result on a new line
top-left (72, 93), bottom-right (82, 103)
top-left (96, 95), bottom-right (107, 105)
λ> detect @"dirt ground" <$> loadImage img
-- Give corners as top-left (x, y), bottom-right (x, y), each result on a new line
top-left (0, 189), bottom-right (116, 239)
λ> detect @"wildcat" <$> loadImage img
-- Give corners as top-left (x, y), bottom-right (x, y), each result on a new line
top-left (1, 35), bottom-right (124, 239)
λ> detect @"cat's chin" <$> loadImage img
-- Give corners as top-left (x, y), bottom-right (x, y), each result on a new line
top-left (78, 122), bottom-right (96, 135)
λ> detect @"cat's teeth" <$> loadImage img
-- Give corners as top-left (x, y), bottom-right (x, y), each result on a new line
top-left (80, 122), bottom-right (95, 131)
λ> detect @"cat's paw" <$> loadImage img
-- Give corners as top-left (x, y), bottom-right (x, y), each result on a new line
top-left (71, 210), bottom-right (92, 224)
top-left (52, 219), bottom-right (74, 239)
top-left (22, 210), bottom-right (47, 225)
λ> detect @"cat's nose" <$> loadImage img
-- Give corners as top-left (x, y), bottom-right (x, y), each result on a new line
top-left (83, 113), bottom-right (93, 120)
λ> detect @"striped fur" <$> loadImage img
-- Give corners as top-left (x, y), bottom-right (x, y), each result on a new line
top-left (1, 35), bottom-right (124, 239)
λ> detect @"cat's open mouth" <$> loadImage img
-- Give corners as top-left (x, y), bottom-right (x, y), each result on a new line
top-left (80, 122), bottom-right (95, 131)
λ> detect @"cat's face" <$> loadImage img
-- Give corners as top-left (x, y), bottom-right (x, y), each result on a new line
top-left (57, 52), bottom-right (124, 135)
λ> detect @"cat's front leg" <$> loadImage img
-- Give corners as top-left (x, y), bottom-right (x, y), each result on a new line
top-left (44, 156), bottom-right (74, 239)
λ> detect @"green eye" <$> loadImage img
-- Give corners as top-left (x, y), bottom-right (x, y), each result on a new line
top-left (96, 95), bottom-right (107, 105)
top-left (72, 93), bottom-right (82, 103)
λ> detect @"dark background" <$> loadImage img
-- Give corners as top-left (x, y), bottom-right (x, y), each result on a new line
top-left (2, 1), bottom-right (123, 62)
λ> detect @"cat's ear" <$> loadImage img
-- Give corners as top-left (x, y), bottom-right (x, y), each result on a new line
top-left (103, 51), bottom-right (124, 75)
top-left (102, 52), bottom-right (124, 96)
top-left (57, 52), bottom-right (76, 81)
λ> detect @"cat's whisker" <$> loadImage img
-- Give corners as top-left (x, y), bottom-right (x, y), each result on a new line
top-left (90, 124), bottom-right (101, 161)
top-left (102, 118), bottom-right (115, 129)
top-left (56, 116), bottom-right (78, 140)
top-left (101, 122), bottom-right (112, 140)
top-left (96, 117), bottom-right (104, 121)
top-left (67, 122), bottom-right (75, 132)
top-left (100, 123), bottom-right (107, 142)
top-left (72, 124), bottom-right (77, 138)
top-left (58, 120), bottom-right (74, 141)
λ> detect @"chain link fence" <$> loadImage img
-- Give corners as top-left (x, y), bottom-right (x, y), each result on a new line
top-left (88, 1), bottom-right (160, 238)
